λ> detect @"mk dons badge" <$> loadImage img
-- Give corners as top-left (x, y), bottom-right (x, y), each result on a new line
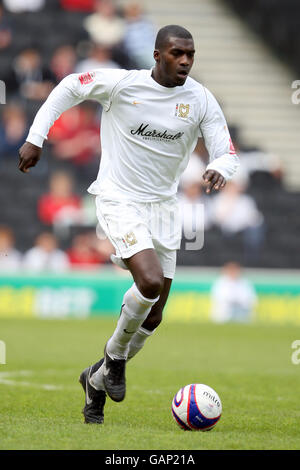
top-left (175, 103), bottom-right (190, 118)
top-left (124, 231), bottom-right (137, 246)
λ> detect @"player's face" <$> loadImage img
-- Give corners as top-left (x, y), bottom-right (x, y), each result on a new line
top-left (154, 37), bottom-right (195, 87)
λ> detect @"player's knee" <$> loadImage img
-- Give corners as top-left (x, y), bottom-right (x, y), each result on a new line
top-left (138, 272), bottom-right (164, 299)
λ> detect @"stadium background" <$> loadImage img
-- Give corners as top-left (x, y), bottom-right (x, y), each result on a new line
top-left (0, 0), bottom-right (300, 325)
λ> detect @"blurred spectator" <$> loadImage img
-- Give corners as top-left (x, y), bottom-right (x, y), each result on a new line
top-left (211, 262), bottom-right (257, 323)
top-left (50, 45), bottom-right (77, 83)
top-left (23, 232), bottom-right (69, 272)
top-left (38, 171), bottom-right (82, 226)
top-left (0, 3), bottom-right (12, 50)
top-left (75, 42), bottom-right (118, 72)
top-left (230, 160), bottom-right (250, 187)
top-left (80, 194), bottom-right (98, 225)
top-left (60, 0), bottom-right (95, 11)
top-left (229, 125), bottom-right (282, 184)
top-left (123, 2), bottom-right (155, 69)
top-left (3, 0), bottom-right (45, 13)
top-left (210, 177), bottom-right (265, 263)
top-left (67, 231), bottom-right (113, 269)
top-left (211, 177), bottom-right (262, 234)
top-left (0, 226), bottom-right (22, 272)
top-left (5, 48), bottom-right (56, 102)
top-left (180, 151), bottom-right (206, 187)
top-left (48, 101), bottom-right (100, 173)
top-left (83, 0), bottom-right (125, 48)
top-left (179, 153), bottom-right (211, 237)
top-left (0, 102), bottom-right (28, 160)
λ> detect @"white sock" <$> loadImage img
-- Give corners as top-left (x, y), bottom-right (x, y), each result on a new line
top-left (127, 326), bottom-right (156, 360)
top-left (90, 326), bottom-right (156, 390)
top-left (106, 283), bottom-right (159, 360)
top-left (90, 364), bottom-right (105, 391)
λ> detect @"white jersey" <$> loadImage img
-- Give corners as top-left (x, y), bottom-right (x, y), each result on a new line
top-left (26, 68), bottom-right (239, 202)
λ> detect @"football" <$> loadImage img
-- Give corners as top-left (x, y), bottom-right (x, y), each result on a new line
top-left (171, 383), bottom-right (222, 431)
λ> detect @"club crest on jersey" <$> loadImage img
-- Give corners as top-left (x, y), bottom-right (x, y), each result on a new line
top-left (123, 231), bottom-right (137, 247)
top-left (78, 72), bottom-right (95, 85)
top-left (175, 103), bottom-right (190, 118)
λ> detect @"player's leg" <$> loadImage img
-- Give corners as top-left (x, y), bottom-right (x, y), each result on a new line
top-left (79, 358), bottom-right (106, 424)
top-left (80, 274), bottom-right (171, 421)
top-left (84, 250), bottom-right (175, 415)
top-left (123, 234), bottom-right (178, 363)
top-left (80, 197), bottom-right (159, 419)
top-left (102, 248), bottom-right (164, 401)
top-left (142, 277), bottom-right (172, 329)
top-left (127, 277), bottom-right (172, 360)
top-left (104, 248), bottom-right (164, 360)
top-left (89, 277), bottom-right (171, 394)
top-left (109, 193), bottom-right (178, 365)
top-left (81, 197), bottom-right (175, 416)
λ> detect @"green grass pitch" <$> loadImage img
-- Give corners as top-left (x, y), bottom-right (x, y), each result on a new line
top-left (0, 317), bottom-right (299, 450)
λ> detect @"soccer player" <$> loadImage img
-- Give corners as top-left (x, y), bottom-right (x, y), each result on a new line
top-left (18, 25), bottom-right (239, 424)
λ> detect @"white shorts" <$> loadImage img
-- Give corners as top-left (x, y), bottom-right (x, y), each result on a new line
top-left (95, 196), bottom-right (182, 279)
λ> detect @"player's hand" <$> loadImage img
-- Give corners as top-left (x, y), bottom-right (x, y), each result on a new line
top-left (202, 170), bottom-right (226, 194)
top-left (18, 142), bottom-right (42, 173)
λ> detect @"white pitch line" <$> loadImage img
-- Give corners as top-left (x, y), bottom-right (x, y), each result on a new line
top-left (0, 378), bottom-right (65, 390)
top-left (0, 370), bottom-right (33, 378)
top-left (0, 371), bottom-right (165, 394)
top-left (0, 370), bottom-right (78, 391)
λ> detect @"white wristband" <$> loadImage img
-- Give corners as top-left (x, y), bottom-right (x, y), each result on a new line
top-left (26, 131), bottom-right (45, 148)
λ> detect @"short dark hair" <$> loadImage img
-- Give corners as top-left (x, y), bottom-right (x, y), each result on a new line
top-left (155, 25), bottom-right (193, 50)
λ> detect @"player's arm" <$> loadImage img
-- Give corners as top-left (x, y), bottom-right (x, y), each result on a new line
top-left (18, 69), bottom-right (127, 173)
top-left (19, 73), bottom-right (88, 173)
top-left (199, 87), bottom-right (239, 193)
